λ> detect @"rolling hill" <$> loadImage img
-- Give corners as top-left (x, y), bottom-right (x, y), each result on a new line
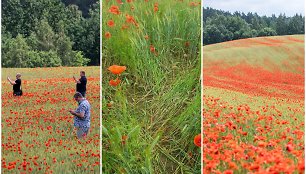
top-left (203, 35), bottom-right (305, 173)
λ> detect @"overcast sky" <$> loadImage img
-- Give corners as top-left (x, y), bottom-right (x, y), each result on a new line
top-left (204, 0), bottom-right (305, 17)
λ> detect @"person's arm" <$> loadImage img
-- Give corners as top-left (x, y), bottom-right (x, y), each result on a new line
top-left (7, 77), bottom-right (16, 85)
top-left (69, 110), bottom-right (85, 118)
top-left (69, 102), bottom-right (87, 118)
top-left (73, 76), bottom-right (81, 84)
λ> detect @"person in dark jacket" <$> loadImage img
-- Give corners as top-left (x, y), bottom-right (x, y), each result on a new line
top-left (73, 71), bottom-right (87, 97)
top-left (7, 73), bottom-right (22, 96)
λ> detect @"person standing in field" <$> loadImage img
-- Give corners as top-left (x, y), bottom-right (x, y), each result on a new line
top-left (69, 92), bottom-right (91, 139)
top-left (73, 71), bottom-right (87, 97)
top-left (7, 73), bottom-right (22, 96)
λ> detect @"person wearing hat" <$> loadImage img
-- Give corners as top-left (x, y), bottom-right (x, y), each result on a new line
top-left (69, 92), bottom-right (91, 139)
top-left (7, 73), bottom-right (22, 96)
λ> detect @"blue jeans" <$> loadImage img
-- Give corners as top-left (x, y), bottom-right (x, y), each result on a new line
top-left (76, 126), bottom-right (89, 139)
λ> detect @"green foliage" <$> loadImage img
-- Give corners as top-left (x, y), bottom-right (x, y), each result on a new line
top-left (2, 34), bottom-right (30, 68)
top-left (102, 1), bottom-right (201, 173)
top-left (30, 18), bottom-right (57, 51)
top-left (203, 7), bottom-right (305, 45)
top-left (258, 27), bottom-right (277, 36)
top-left (27, 50), bottom-right (62, 67)
top-left (76, 3), bottom-right (100, 65)
top-left (2, 0), bottom-right (99, 67)
top-left (61, 0), bottom-right (97, 17)
top-left (73, 51), bottom-right (91, 66)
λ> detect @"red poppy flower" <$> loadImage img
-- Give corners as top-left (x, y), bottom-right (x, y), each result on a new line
top-left (108, 65), bottom-right (126, 75)
top-left (105, 32), bottom-right (111, 39)
top-left (109, 5), bottom-right (120, 15)
top-left (116, 0), bottom-right (123, 4)
top-left (107, 20), bottom-right (115, 27)
top-left (125, 14), bottom-right (137, 26)
top-left (109, 78), bottom-right (121, 86)
top-left (194, 134), bottom-right (201, 147)
top-left (121, 25), bottom-right (129, 30)
top-left (185, 41), bottom-right (190, 47)
top-left (150, 45), bottom-right (156, 53)
top-left (154, 6), bottom-right (158, 12)
top-left (223, 170), bottom-right (233, 174)
top-left (286, 143), bottom-right (294, 152)
top-left (122, 135), bottom-right (128, 145)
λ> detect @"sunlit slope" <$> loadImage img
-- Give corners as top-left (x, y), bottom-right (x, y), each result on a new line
top-left (203, 35), bottom-right (305, 99)
top-left (204, 35), bottom-right (304, 72)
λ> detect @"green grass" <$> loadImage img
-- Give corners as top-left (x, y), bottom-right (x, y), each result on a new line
top-left (102, 0), bottom-right (201, 173)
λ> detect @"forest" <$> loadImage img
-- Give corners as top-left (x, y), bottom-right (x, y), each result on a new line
top-left (2, 0), bottom-right (99, 67)
top-left (203, 7), bottom-right (305, 45)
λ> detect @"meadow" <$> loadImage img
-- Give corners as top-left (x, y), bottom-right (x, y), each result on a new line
top-left (102, 0), bottom-right (201, 173)
top-left (203, 35), bottom-right (305, 173)
top-left (1, 67), bottom-right (100, 173)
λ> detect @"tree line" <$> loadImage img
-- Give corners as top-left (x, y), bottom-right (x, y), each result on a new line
top-left (2, 0), bottom-right (99, 68)
top-left (203, 7), bottom-right (305, 45)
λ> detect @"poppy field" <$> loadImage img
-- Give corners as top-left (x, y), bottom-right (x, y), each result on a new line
top-left (1, 67), bottom-right (100, 173)
top-left (203, 35), bottom-right (305, 173)
top-left (102, 0), bottom-right (201, 173)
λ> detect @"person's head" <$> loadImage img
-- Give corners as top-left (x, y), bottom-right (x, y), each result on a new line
top-left (80, 71), bottom-right (85, 77)
top-left (74, 92), bottom-right (84, 102)
top-left (16, 73), bottom-right (21, 79)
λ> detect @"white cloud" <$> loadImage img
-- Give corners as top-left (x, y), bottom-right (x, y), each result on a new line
top-left (204, 0), bottom-right (305, 16)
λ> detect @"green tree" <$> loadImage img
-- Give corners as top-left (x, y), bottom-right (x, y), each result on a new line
top-left (26, 50), bottom-right (62, 67)
top-left (203, 7), bottom-right (305, 45)
top-left (2, 34), bottom-right (30, 67)
top-left (55, 23), bottom-right (90, 66)
top-left (55, 20), bottom-right (75, 66)
top-left (64, 4), bottom-right (84, 42)
top-left (29, 19), bottom-right (56, 51)
top-left (2, 0), bottom-right (99, 66)
top-left (77, 2), bottom-right (100, 65)
top-left (258, 27), bottom-right (277, 36)
top-left (275, 14), bottom-right (288, 35)
top-left (61, 0), bottom-right (97, 17)
top-left (2, 0), bottom-right (66, 37)
top-left (288, 14), bottom-right (304, 35)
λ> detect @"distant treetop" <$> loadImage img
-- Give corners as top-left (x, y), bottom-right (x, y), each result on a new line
top-left (61, 0), bottom-right (99, 18)
top-left (203, 7), bottom-right (305, 45)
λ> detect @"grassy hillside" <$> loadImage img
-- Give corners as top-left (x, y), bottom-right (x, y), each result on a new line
top-left (204, 35), bottom-right (304, 99)
top-left (204, 35), bottom-right (304, 72)
top-left (203, 35), bottom-right (304, 173)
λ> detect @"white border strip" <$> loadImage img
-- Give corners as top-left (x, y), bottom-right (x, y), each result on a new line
top-left (100, 0), bottom-right (103, 173)
top-left (201, 0), bottom-right (204, 173)
top-left (304, 1), bottom-right (306, 170)
top-left (0, 0), bottom-right (2, 173)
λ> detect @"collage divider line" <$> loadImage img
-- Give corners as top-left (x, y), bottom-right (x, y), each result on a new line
top-left (201, 1), bottom-right (204, 173)
top-left (304, 2), bottom-right (306, 170)
top-left (0, 0), bottom-right (2, 173)
top-left (100, 0), bottom-right (103, 173)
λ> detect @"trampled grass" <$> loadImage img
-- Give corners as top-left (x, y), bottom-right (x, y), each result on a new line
top-left (203, 35), bottom-right (305, 173)
top-left (102, 0), bottom-right (201, 173)
top-left (1, 67), bottom-right (100, 173)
